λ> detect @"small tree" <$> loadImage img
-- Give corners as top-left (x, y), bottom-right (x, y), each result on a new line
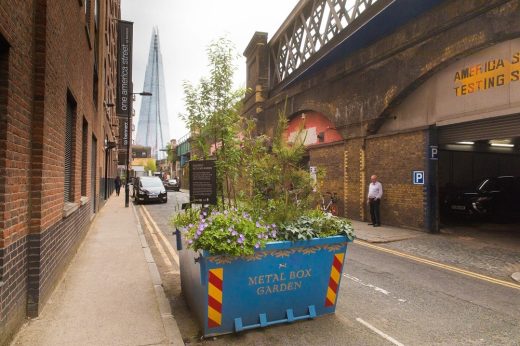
top-left (144, 159), bottom-right (156, 174)
top-left (180, 37), bottom-right (245, 207)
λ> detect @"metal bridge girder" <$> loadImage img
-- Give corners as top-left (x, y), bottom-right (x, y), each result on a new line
top-left (272, 0), bottom-right (378, 84)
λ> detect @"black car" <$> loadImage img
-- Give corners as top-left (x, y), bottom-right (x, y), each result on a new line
top-left (133, 176), bottom-right (168, 204)
top-left (445, 176), bottom-right (520, 220)
top-left (163, 178), bottom-right (180, 191)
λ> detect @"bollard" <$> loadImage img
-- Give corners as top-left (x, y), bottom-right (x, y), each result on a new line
top-left (173, 229), bottom-right (183, 251)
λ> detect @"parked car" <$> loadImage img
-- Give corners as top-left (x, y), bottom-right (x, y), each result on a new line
top-left (444, 176), bottom-right (520, 220)
top-left (164, 177), bottom-right (180, 191)
top-left (133, 176), bottom-right (168, 204)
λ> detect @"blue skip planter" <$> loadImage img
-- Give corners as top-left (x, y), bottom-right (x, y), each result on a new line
top-left (179, 235), bottom-right (351, 337)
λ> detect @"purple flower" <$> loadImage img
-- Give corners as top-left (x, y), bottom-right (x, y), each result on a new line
top-left (271, 231), bottom-right (277, 238)
top-left (194, 234), bottom-right (199, 240)
top-left (237, 237), bottom-right (244, 244)
top-left (255, 242), bottom-right (260, 249)
top-left (257, 234), bottom-right (263, 239)
top-left (231, 230), bottom-right (237, 236)
top-left (196, 230), bottom-right (202, 236)
top-left (188, 239), bottom-right (193, 245)
top-left (188, 224), bottom-right (194, 228)
top-left (256, 221), bottom-right (261, 228)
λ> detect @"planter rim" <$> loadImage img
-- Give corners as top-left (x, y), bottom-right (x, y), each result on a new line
top-left (202, 234), bottom-right (351, 257)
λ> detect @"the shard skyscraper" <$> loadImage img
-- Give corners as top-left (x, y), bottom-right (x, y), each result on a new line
top-left (136, 27), bottom-right (170, 160)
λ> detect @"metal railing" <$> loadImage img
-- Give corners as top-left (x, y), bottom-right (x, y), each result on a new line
top-left (270, 0), bottom-right (380, 84)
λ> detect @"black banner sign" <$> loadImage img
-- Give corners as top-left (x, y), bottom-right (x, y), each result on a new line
top-left (117, 21), bottom-right (133, 117)
top-left (189, 160), bottom-right (217, 205)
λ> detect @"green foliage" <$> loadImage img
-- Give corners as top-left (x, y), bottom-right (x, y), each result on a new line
top-left (144, 159), bottom-right (156, 173)
top-left (180, 37), bottom-right (246, 206)
top-left (174, 37), bottom-right (356, 257)
top-left (165, 143), bottom-right (177, 164)
top-left (172, 208), bottom-right (277, 256)
top-left (277, 210), bottom-right (355, 242)
top-left (239, 104), bottom-right (314, 225)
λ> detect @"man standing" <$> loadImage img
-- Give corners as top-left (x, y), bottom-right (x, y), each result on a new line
top-left (368, 175), bottom-right (383, 227)
top-left (114, 175), bottom-right (121, 196)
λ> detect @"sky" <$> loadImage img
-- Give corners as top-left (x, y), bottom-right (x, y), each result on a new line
top-left (122, 0), bottom-right (300, 142)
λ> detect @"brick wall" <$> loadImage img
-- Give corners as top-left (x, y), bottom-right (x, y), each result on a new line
top-left (0, 0), bottom-right (120, 343)
top-left (365, 131), bottom-right (427, 228)
top-left (27, 201), bottom-right (91, 317)
top-left (343, 138), bottom-right (364, 220)
top-left (0, 237), bottom-right (27, 346)
top-left (309, 142), bottom-right (345, 216)
top-left (0, 0), bottom-right (36, 343)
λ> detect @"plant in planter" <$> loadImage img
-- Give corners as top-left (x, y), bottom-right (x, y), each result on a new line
top-left (173, 37), bottom-right (355, 337)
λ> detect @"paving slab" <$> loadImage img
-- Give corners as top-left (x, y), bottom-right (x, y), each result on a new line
top-left (351, 220), bottom-right (423, 243)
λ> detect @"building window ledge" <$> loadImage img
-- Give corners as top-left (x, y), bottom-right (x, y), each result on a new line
top-left (80, 196), bottom-right (89, 206)
top-left (63, 202), bottom-right (79, 218)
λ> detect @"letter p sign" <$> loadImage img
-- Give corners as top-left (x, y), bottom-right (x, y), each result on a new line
top-left (413, 171), bottom-right (425, 185)
top-left (429, 145), bottom-right (438, 160)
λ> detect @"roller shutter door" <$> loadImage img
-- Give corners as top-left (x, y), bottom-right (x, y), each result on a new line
top-left (438, 114), bottom-right (520, 145)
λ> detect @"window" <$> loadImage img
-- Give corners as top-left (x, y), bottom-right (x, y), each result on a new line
top-left (64, 93), bottom-right (77, 202)
top-left (85, 0), bottom-right (90, 21)
top-left (81, 119), bottom-right (88, 196)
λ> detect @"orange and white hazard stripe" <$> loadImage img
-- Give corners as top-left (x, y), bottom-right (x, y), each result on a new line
top-left (325, 253), bottom-right (345, 307)
top-left (207, 268), bottom-right (223, 328)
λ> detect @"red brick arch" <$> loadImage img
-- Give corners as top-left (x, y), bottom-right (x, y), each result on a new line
top-left (285, 110), bottom-right (343, 147)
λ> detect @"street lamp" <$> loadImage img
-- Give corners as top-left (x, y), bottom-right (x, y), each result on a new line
top-left (124, 91), bottom-right (152, 207)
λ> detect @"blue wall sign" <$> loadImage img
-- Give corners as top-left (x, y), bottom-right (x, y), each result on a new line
top-left (413, 171), bottom-right (425, 185)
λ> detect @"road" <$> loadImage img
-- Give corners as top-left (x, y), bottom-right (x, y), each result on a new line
top-left (135, 190), bottom-right (520, 345)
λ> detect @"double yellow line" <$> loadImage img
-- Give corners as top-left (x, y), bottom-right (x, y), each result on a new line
top-left (355, 240), bottom-right (520, 291)
top-left (138, 205), bottom-right (180, 269)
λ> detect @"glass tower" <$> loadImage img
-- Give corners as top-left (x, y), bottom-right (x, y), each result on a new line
top-left (136, 27), bottom-right (170, 160)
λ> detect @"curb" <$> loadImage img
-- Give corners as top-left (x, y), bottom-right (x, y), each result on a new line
top-left (131, 204), bottom-right (185, 345)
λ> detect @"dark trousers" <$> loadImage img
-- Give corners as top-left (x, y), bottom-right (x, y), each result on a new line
top-left (369, 198), bottom-right (381, 225)
top-left (115, 185), bottom-right (121, 196)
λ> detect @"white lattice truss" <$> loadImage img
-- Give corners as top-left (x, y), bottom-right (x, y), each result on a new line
top-left (272, 0), bottom-right (379, 83)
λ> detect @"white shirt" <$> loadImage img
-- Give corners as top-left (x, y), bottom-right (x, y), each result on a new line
top-left (368, 181), bottom-right (383, 199)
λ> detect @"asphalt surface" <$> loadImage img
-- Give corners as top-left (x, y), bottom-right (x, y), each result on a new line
top-left (138, 190), bottom-right (520, 345)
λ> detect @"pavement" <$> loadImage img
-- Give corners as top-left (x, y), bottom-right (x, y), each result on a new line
top-left (11, 193), bottom-right (184, 346)
top-left (351, 220), bottom-right (423, 243)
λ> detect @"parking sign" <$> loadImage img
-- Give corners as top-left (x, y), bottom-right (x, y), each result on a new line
top-left (413, 171), bottom-right (425, 185)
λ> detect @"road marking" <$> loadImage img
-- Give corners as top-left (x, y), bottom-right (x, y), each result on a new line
top-left (355, 240), bottom-right (520, 291)
top-left (140, 205), bottom-right (180, 268)
top-left (138, 207), bottom-right (173, 267)
top-left (356, 318), bottom-right (405, 346)
top-left (344, 274), bottom-right (390, 295)
top-left (343, 274), bottom-right (408, 304)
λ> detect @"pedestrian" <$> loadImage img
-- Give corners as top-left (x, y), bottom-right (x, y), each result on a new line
top-left (115, 175), bottom-right (121, 196)
top-left (367, 174), bottom-right (383, 227)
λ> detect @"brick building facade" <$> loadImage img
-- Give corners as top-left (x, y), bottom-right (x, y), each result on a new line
top-left (244, 0), bottom-right (520, 231)
top-left (0, 0), bottom-right (120, 343)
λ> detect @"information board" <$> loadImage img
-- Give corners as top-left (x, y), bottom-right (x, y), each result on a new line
top-left (189, 160), bottom-right (217, 205)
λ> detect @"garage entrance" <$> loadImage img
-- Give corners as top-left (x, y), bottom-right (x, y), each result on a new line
top-left (437, 114), bottom-right (520, 235)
